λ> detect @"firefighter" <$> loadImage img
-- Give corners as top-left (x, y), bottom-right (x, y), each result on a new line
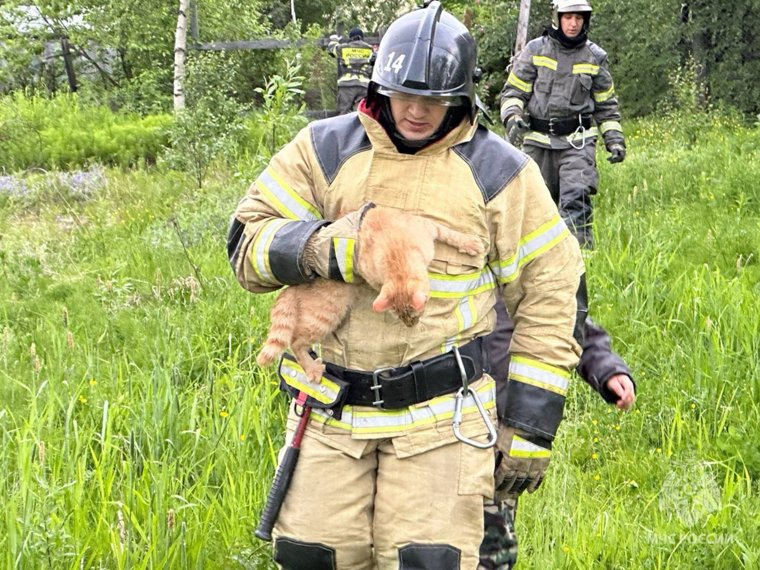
top-left (478, 296), bottom-right (636, 570)
top-left (327, 26), bottom-right (375, 114)
top-left (228, 2), bottom-right (583, 567)
top-left (485, 1), bottom-right (634, 566)
top-left (500, 0), bottom-right (625, 249)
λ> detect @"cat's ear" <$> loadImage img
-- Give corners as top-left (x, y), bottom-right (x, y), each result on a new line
top-left (372, 291), bottom-right (392, 313)
top-left (412, 291), bottom-right (427, 312)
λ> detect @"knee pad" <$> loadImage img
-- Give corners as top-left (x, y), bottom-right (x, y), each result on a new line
top-left (398, 543), bottom-right (461, 569)
top-left (274, 537), bottom-right (336, 570)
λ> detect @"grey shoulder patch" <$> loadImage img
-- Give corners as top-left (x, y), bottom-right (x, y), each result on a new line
top-left (453, 126), bottom-right (530, 203)
top-left (310, 114), bottom-right (372, 185)
top-left (586, 41), bottom-right (608, 63)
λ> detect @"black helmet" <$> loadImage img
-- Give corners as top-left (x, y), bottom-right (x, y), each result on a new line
top-left (348, 26), bottom-right (364, 40)
top-left (369, 1), bottom-right (478, 121)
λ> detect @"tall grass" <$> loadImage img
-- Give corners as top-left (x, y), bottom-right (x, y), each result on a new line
top-left (0, 109), bottom-right (758, 568)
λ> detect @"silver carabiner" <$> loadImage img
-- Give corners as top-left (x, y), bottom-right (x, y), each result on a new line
top-left (451, 346), bottom-right (498, 449)
top-left (568, 113), bottom-right (587, 150)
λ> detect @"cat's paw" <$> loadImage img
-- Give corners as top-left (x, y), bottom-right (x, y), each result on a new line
top-left (458, 237), bottom-right (485, 256)
top-left (304, 358), bottom-right (325, 383)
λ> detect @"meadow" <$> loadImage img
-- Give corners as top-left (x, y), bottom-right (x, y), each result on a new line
top-left (0, 109), bottom-right (758, 569)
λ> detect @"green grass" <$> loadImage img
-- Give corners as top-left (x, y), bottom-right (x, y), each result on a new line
top-left (1, 110), bottom-right (759, 568)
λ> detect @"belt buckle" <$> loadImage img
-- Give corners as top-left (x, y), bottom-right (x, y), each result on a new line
top-left (548, 117), bottom-right (557, 135)
top-left (371, 367), bottom-right (394, 408)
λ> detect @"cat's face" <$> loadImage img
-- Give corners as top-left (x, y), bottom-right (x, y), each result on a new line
top-left (371, 274), bottom-right (430, 326)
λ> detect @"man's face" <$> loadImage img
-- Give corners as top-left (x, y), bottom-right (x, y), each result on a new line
top-left (560, 12), bottom-right (585, 38)
top-left (388, 94), bottom-right (449, 141)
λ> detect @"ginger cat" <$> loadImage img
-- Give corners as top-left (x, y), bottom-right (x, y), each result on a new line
top-left (256, 205), bottom-right (485, 382)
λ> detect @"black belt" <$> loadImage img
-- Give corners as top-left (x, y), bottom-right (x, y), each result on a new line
top-left (530, 114), bottom-right (592, 136)
top-left (324, 338), bottom-right (485, 410)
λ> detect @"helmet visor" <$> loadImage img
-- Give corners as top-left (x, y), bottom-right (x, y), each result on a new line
top-left (376, 86), bottom-right (467, 108)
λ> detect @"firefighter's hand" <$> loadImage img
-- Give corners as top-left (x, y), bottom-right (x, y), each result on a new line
top-left (604, 373), bottom-right (636, 410)
top-left (505, 115), bottom-right (528, 146)
top-left (607, 144), bottom-right (626, 163)
top-left (303, 204), bottom-right (372, 283)
top-left (494, 425), bottom-right (551, 499)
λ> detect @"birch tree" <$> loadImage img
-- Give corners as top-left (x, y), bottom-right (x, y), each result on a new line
top-left (173, 0), bottom-right (190, 111)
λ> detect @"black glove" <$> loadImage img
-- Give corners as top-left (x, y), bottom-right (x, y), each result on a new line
top-left (607, 144), bottom-right (626, 164)
top-left (505, 115), bottom-right (528, 146)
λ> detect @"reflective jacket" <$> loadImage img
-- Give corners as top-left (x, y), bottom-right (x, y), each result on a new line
top-left (500, 34), bottom-right (625, 151)
top-left (228, 110), bottom-right (583, 443)
top-left (327, 37), bottom-right (374, 88)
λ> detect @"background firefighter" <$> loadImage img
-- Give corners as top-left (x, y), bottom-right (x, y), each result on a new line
top-left (500, 0), bottom-right (626, 250)
top-left (327, 26), bottom-right (375, 115)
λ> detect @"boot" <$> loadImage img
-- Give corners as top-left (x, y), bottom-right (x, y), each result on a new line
top-left (478, 495), bottom-right (519, 569)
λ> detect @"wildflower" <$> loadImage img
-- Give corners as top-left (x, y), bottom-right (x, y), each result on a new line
top-left (656, 447), bottom-right (662, 453)
top-left (594, 473), bottom-right (601, 481)
top-left (220, 410), bottom-right (229, 418)
top-left (592, 453), bottom-right (599, 460)
top-left (690, 403), bottom-right (696, 410)
top-left (79, 395), bottom-right (88, 404)
top-left (89, 379), bottom-right (98, 387)
top-left (240, 434), bottom-right (246, 442)
top-left (593, 437), bottom-right (599, 443)
top-left (562, 544), bottom-right (571, 553)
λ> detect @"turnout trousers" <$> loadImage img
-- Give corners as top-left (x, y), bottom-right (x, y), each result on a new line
top-left (271, 380), bottom-right (497, 570)
top-left (524, 142), bottom-right (598, 249)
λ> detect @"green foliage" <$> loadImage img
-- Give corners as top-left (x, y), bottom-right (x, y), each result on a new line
top-left (161, 55), bottom-right (251, 189)
top-left (2, 107), bottom-right (760, 568)
top-left (251, 57), bottom-right (308, 156)
top-left (0, 93), bottom-right (171, 172)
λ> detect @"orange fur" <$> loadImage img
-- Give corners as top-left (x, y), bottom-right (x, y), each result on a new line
top-left (256, 206), bottom-right (485, 381)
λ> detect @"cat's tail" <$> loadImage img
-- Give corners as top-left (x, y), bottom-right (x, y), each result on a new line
top-left (256, 289), bottom-right (297, 367)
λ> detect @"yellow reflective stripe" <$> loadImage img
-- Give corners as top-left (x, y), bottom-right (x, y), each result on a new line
top-left (523, 131), bottom-right (551, 145)
top-left (593, 84), bottom-right (615, 102)
top-left (501, 98), bottom-right (524, 114)
top-left (256, 168), bottom-right (322, 221)
top-left (491, 216), bottom-right (570, 284)
top-left (251, 219), bottom-right (291, 284)
top-left (509, 435), bottom-right (551, 458)
top-left (428, 269), bottom-right (497, 299)
top-left (572, 63), bottom-right (599, 75)
top-left (532, 55), bottom-right (557, 70)
top-left (507, 72), bottom-right (533, 93)
top-left (454, 295), bottom-right (477, 332)
top-left (309, 381), bottom-right (495, 434)
top-left (340, 47), bottom-right (372, 60)
top-left (280, 361), bottom-right (344, 405)
top-left (566, 126), bottom-right (598, 142)
top-left (600, 120), bottom-right (623, 134)
top-left (509, 355), bottom-right (570, 396)
top-left (338, 75), bottom-right (371, 84)
top-left (333, 237), bottom-right (357, 282)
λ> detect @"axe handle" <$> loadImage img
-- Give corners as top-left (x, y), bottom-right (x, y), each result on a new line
top-left (254, 405), bottom-right (311, 541)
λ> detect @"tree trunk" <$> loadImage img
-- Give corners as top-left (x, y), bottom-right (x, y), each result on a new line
top-left (514, 0), bottom-right (531, 56)
top-left (60, 36), bottom-right (78, 92)
top-left (174, 0), bottom-right (190, 112)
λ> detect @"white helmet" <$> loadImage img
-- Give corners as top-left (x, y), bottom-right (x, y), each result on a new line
top-left (551, 0), bottom-right (592, 30)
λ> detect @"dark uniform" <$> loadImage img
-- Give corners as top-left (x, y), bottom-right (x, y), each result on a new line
top-left (327, 29), bottom-right (374, 115)
top-left (486, 2), bottom-right (633, 567)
